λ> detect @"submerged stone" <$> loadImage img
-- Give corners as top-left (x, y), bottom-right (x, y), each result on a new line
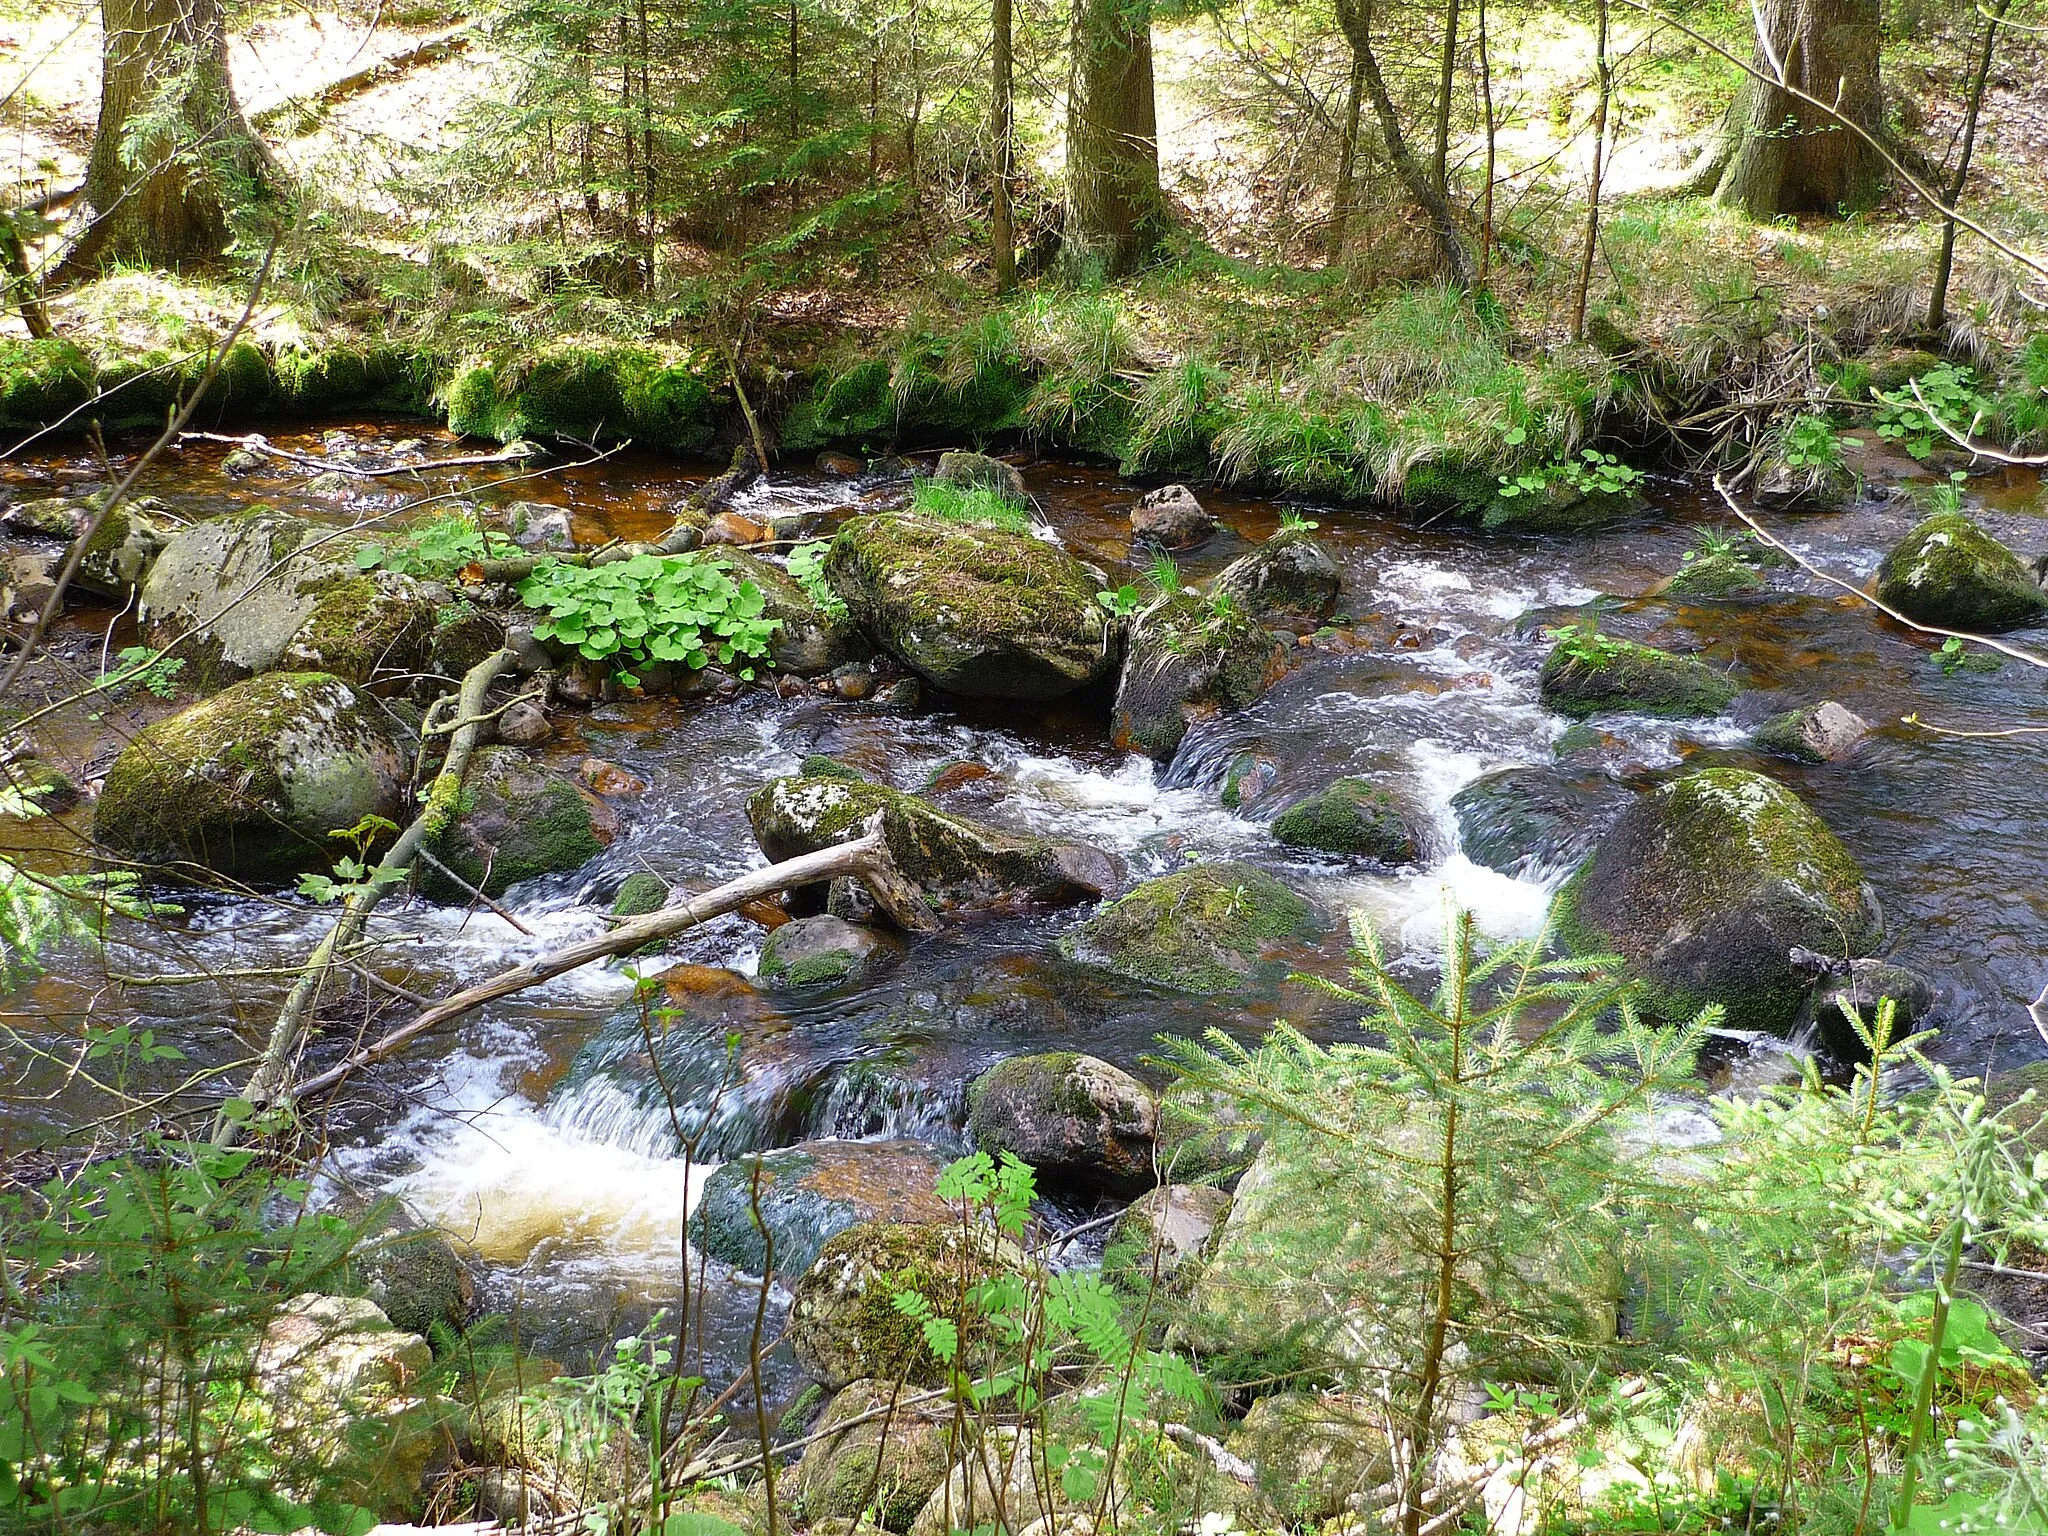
top-left (1554, 768), bottom-right (1883, 1033)
top-left (691, 1139), bottom-right (951, 1278)
top-left (1875, 510), bottom-right (2048, 633)
top-left (1111, 590), bottom-right (1287, 760)
top-left (965, 1052), bottom-right (1158, 1195)
top-left (1270, 776), bottom-right (1418, 862)
top-left (1063, 861), bottom-right (1316, 993)
top-left (1450, 766), bottom-right (1629, 878)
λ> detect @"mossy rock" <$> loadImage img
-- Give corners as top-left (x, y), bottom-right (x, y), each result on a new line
top-left (702, 548), bottom-right (869, 676)
top-left (1553, 768), bottom-right (1882, 1032)
top-left (421, 745), bottom-right (610, 899)
top-left (932, 450), bottom-right (1028, 505)
top-left (0, 337), bottom-right (94, 428)
top-left (965, 1052), bottom-right (1158, 1196)
top-left (790, 1220), bottom-right (1019, 1390)
top-left (1665, 551), bottom-right (1766, 598)
top-left (443, 344), bottom-right (720, 453)
top-left (274, 344), bottom-right (431, 416)
top-left (1101, 1183), bottom-right (1228, 1297)
top-left (1752, 701), bottom-right (1871, 764)
top-left (1111, 591), bottom-right (1288, 761)
top-left (1220, 749), bottom-right (1279, 811)
top-left (1539, 636), bottom-right (1738, 718)
top-left (825, 513), bottom-right (1116, 700)
top-left (1063, 861), bottom-right (1317, 994)
top-left (1270, 777), bottom-right (1417, 862)
top-left (1874, 511), bottom-right (2048, 633)
top-left (1212, 528), bottom-right (1341, 623)
top-left (692, 1139), bottom-right (952, 1279)
top-left (94, 672), bottom-right (408, 881)
top-left (610, 870), bottom-right (669, 917)
top-left (756, 914), bottom-right (896, 988)
top-left (359, 1228), bottom-right (475, 1344)
top-left (795, 1379), bottom-right (956, 1531)
top-left (1481, 481), bottom-right (1638, 533)
top-left (747, 773), bottom-right (1119, 917)
top-left (71, 499), bottom-right (172, 601)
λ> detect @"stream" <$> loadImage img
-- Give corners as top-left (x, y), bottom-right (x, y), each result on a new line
top-left (4, 420), bottom-right (2046, 1391)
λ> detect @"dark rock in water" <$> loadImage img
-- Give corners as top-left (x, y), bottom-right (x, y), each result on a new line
top-left (748, 772), bottom-right (1119, 917)
top-left (1753, 701), bottom-right (1871, 764)
top-left (825, 513), bottom-right (1115, 700)
top-left (1481, 477), bottom-right (1638, 534)
top-left (1063, 861), bottom-right (1317, 994)
top-left (791, 1220), bottom-right (1018, 1389)
top-left (1451, 766), bottom-right (1629, 877)
top-left (966, 1052), bottom-right (1157, 1196)
top-left (1111, 591), bottom-right (1287, 760)
top-left (421, 745), bottom-right (612, 900)
top-left (1555, 768), bottom-right (1882, 1033)
top-left (1212, 528), bottom-right (1341, 623)
top-left (933, 450), bottom-right (1028, 505)
top-left (609, 870), bottom-right (669, 917)
top-left (1539, 633), bottom-right (1738, 718)
top-left (1128, 484), bottom-right (1218, 549)
top-left (1271, 777), bottom-right (1417, 862)
top-left (702, 547), bottom-right (870, 677)
top-left (501, 499), bottom-right (575, 551)
top-left (692, 1139), bottom-right (952, 1278)
top-left (796, 1378), bottom-right (956, 1530)
top-left (493, 697), bottom-right (552, 746)
top-left (1232, 1392), bottom-right (1392, 1524)
top-left (1793, 952), bottom-right (1936, 1056)
top-left (1875, 511), bottom-right (2048, 633)
top-left (1221, 749), bottom-right (1279, 810)
top-left (361, 1228), bottom-right (475, 1344)
top-left (1103, 1183), bottom-right (1228, 1295)
top-left (1665, 551), bottom-right (1765, 598)
top-left (6, 758), bottom-right (82, 815)
top-left (94, 672), bottom-right (408, 880)
top-left (816, 450), bottom-right (865, 477)
top-left (757, 914), bottom-right (896, 988)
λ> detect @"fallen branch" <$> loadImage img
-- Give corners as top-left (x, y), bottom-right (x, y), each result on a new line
top-left (1900, 713), bottom-right (2048, 740)
top-left (249, 22), bottom-right (476, 133)
top-left (284, 821), bottom-right (915, 1108)
top-left (1162, 1423), bottom-right (1256, 1483)
top-left (216, 647), bottom-right (518, 1145)
top-left (1911, 379), bottom-right (2048, 467)
top-left (181, 430), bottom-right (536, 479)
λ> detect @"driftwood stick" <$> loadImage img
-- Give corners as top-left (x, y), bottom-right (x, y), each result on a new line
top-left (181, 430), bottom-right (536, 479)
top-left (250, 22), bottom-right (476, 132)
top-left (284, 825), bottom-right (897, 1107)
top-left (216, 648), bottom-right (518, 1144)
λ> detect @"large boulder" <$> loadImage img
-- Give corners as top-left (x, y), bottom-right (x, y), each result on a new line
top-left (359, 1229), bottom-right (475, 1344)
top-left (1450, 766), bottom-right (1630, 878)
top-left (1232, 1392), bottom-right (1391, 1524)
top-left (420, 745), bottom-right (613, 899)
top-left (825, 513), bottom-right (1115, 699)
top-left (747, 772), bottom-right (1119, 918)
top-left (1212, 528), bottom-right (1341, 624)
top-left (791, 1221), bottom-right (1019, 1390)
top-left (690, 1139), bottom-right (953, 1277)
top-left (1063, 861), bottom-right (1316, 993)
top-left (795, 1378), bottom-right (956, 1530)
top-left (1102, 1183), bottom-right (1229, 1295)
top-left (1128, 484), bottom-right (1219, 549)
top-left (1111, 591), bottom-right (1287, 760)
top-left (94, 672), bottom-right (408, 880)
top-left (703, 547), bottom-right (869, 676)
top-left (965, 1052), bottom-right (1157, 1196)
top-left (756, 913), bottom-right (897, 988)
top-left (1539, 632), bottom-right (1738, 718)
top-left (1875, 510), bottom-right (2048, 633)
top-left (140, 512), bottom-right (437, 686)
top-left (1270, 776), bottom-right (1418, 862)
top-left (1554, 768), bottom-right (1883, 1032)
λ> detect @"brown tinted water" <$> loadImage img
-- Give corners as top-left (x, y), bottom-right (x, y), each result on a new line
top-left (4, 419), bottom-right (2045, 1375)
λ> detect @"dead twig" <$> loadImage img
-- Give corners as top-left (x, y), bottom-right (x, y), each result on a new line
top-left (180, 430), bottom-right (536, 479)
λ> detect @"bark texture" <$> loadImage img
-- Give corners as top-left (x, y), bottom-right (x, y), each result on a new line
top-left (73, 0), bottom-right (269, 269)
top-left (1712, 0), bottom-right (1885, 216)
top-left (1064, 0), bottom-right (1163, 277)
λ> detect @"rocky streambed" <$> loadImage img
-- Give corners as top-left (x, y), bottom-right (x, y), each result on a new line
top-left (4, 419), bottom-right (2047, 1404)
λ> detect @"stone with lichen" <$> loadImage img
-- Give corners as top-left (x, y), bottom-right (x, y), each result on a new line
top-left (1875, 510), bottom-right (2048, 633)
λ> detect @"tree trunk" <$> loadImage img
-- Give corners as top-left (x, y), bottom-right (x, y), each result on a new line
top-left (1328, 51), bottom-right (1365, 262)
top-left (1570, 0), bottom-right (1611, 342)
top-left (992, 0), bottom-right (1017, 290)
top-left (1927, 0), bottom-right (2010, 329)
top-left (1712, 0), bottom-right (1885, 216)
top-left (71, 0), bottom-right (269, 270)
top-left (1064, 0), bottom-right (1163, 277)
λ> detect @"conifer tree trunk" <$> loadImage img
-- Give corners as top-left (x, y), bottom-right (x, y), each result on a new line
top-left (1064, 0), bottom-right (1163, 276)
top-left (69, 0), bottom-right (270, 271)
top-left (992, 0), bottom-right (1017, 290)
top-left (1710, 0), bottom-right (1885, 216)
top-left (1328, 51), bottom-right (1365, 261)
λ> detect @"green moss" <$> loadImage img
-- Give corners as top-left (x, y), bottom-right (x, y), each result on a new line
top-left (1667, 552), bottom-right (1765, 597)
top-left (1065, 861), bottom-right (1316, 993)
top-left (443, 361), bottom-right (517, 441)
top-left (610, 871), bottom-right (668, 917)
top-left (966, 1051), bottom-right (1082, 1121)
top-left (793, 1222), bottom-right (1009, 1387)
top-left (1875, 510), bottom-right (2048, 633)
top-left (0, 338), bottom-right (93, 427)
top-left (1539, 637), bottom-right (1738, 718)
top-left (423, 747), bottom-right (605, 898)
top-left (446, 344), bottom-right (721, 452)
top-left (798, 755), bottom-right (869, 782)
top-left (288, 570), bottom-right (433, 683)
top-left (1271, 778), bottom-right (1416, 861)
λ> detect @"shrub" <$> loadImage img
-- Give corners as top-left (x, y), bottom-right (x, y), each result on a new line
top-left (517, 551), bottom-right (782, 683)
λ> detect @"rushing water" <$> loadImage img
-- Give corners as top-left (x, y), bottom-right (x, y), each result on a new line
top-left (4, 419), bottom-right (2046, 1377)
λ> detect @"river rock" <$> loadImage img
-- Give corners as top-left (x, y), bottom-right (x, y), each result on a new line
top-left (1212, 528), bottom-right (1341, 623)
top-left (1128, 484), bottom-right (1218, 549)
top-left (610, 870), bottom-right (669, 916)
top-left (494, 696), bottom-right (552, 746)
top-left (1111, 591), bottom-right (1287, 759)
top-left (747, 772), bottom-right (1119, 918)
top-left (703, 547), bottom-right (869, 676)
top-left (908, 1428), bottom-right (1068, 1536)
top-left (1664, 549), bottom-right (1766, 598)
top-left (141, 511), bottom-right (437, 686)
top-left (1062, 861), bottom-right (1317, 994)
top-left (1103, 1183), bottom-right (1229, 1294)
top-left (757, 913), bottom-right (897, 988)
top-left (94, 672), bottom-right (408, 880)
top-left (1555, 768), bottom-right (1883, 1032)
top-left (692, 1139), bottom-right (952, 1277)
top-left (825, 513), bottom-right (1115, 699)
top-left (1539, 633), bottom-right (1738, 718)
top-left (253, 1294), bottom-right (456, 1520)
top-left (501, 499), bottom-right (575, 551)
top-left (791, 1221), bottom-right (1019, 1390)
top-left (966, 1052), bottom-right (1158, 1195)
top-left (796, 1379), bottom-right (956, 1530)
top-left (1270, 776), bottom-right (1417, 862)
top-left (1157, 1086), bottom-right (1264, 1183)
top-left (1875, 510), bottom-right (2048, 633)
top-left (933, 449), bottom-right (1028, 505)
top-left (1450, 766), bottom-right (1630, 878)
top-left (2, 547), bottom-right (58, 630)
top-left (1221, 749), bottom-right (1279, 810)
top-left (1752, 701), bottom-right (1872, 764)
top-left (360, 1229), bottom-right (475, 1344)
top-left (420, 744), bottom-right (612, 900)
top-left (1794, 954), bottom-right (1937, 1056)
top-left (1233, 1392), bottom-right (1391, 1523)
top-left (73, 498), bottom-right (173, 601)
